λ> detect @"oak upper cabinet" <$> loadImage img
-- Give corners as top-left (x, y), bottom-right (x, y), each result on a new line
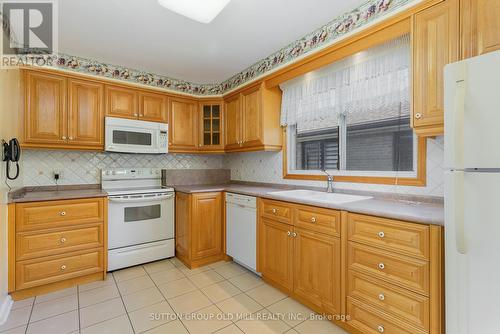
top-left (224, 82), bottom-right (282, 152)
top-left (462, 0), bottom-right (500, 58)
top-left (23, 70), bottom-right (104, 149)
top-left (412, 0), bottom-right (459, 136)
top-left (68, 79), bottom-right (104, 147)
top-left (224, 94), bottom-right (242, 150)
top-left (169, 96), bottom-right (198, 152)
top-left (139, 91), bottom-right (168, 123)
top-left (259, 217), bottom-right (294, 292)
top-left (175, 192), bottom-right (224, 268)
top-left (24, 71), bottom-right (67, 145)
top-left (293, 227), bottom-right (341, 315)
top-left (105, 85), bottom-right (138, 119)
top-left (199, 102), bottom-right (224, 152)
top-left (241, 85), bottom-right (262, 148)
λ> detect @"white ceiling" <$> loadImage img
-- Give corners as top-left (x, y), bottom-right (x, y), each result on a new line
top-left (59, 0), bottom-right (366, 83)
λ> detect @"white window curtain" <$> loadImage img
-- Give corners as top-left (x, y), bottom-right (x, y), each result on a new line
top-left (280, 34), bottom-right (411, 133)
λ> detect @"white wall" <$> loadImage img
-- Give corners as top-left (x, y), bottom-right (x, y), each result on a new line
top-left (0, 69), bottom-right (20, 324)
top-left (225, 136), bottom-right (445, 197)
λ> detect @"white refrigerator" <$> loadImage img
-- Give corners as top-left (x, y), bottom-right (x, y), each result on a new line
top-left (444, 50), bottom-right (500, 334)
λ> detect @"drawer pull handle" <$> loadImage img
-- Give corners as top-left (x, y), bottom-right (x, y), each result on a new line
top-left (60, 265), bottom-right (67, 271)
top-left (377, 325), bottom-right (385, 333)
top-left (287, 231), bottom-right (291, 236)
top-left (60, 211), bottom-right (67, 216)
top-left (378, 263), bottom-right (385, 270)
top-left (310, 217), bottom-right (316, 223)
top-left (60, 237), bottom-right (67, 243)
top-left (378, 293), bottom-right (385, 301)
top-left (378, 231), bottom-right (385, 238)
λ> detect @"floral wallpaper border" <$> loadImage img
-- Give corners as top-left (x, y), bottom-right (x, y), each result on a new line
top-left (18, 0), bottom-right (413, 96)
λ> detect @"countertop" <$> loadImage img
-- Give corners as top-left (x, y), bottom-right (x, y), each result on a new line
top-left (8, 182), bottom-right (444, 226)
top-left (8, 185), bottom-right (108, 203)
top-left (174, 183), bottom-right (444, 226)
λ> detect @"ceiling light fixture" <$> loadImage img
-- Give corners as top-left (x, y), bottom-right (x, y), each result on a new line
top-left (158, 0), bottom-right (231, 24)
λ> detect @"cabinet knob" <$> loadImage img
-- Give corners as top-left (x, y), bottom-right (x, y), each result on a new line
top-left (378, 263), bottom-right (385, 270)
top-left (310, 217), bottom-right (316, 223)
top-left (68, 136), bottom-right (74, 140)
top-left (378, 293), bottom-right (385, 301)
top-left (60, 211), bottom-right (67, 216)
top-left (377, 325), bottom-right (385, 333)
top-left (292, 232), bottom-right (297, 238)
top-left (62, 136), bottom-right (67, 140)
top-left (378, 231), bottom-right (385, 238)
top-left (134, 113), bottom-right (138, 117)
top-left (139, 114), bottom-right (144, 117)
top-left (60, 237), bottom-right (67, 243)
top-left (414, 113), bottom-right (422, 119)
top-left (60, 265), bottom-right (67, 271)
top-left (287, 231), bottom-right (291, 236)
top-left (272, 208), bottom-right (278, 214)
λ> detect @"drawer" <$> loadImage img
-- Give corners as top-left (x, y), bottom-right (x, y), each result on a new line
top-left (16, 248), bottom-right (103, 290)
top-left (348, 213), bottom-right (429, 259)
top-left (347, 297), bottom-right (427, 334)
top-left (348, 243), bottom-right (429, 296)
top-left (260, 199), bottom-right (292, 223)
top-left (17, 224), bottom-right (104, 260)
top-left (294, 205), bottom-right (340, 236)
top-left (347, 271), bottom-right (429, 330)
top-left (16, 198), bottom-right (104, 232)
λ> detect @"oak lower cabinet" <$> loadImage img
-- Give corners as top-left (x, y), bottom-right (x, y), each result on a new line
top-left (258, 199), bottom-right (342, 316)
top-left (346, 213), bottom-right (443, 334)
top-left (23, 69), bottom-right (105, 150)
top-left (175, 192), bottom-right (225, 268)
top-left (259, 217), bottom-right (294, 291)
top-left (224, 82), bottom-right (282, 152)
top-left (8, 197), bottom-right (107, 300)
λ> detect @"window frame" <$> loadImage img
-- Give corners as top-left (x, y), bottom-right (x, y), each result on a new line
top-left (282, 126), bottom-right (427, 186)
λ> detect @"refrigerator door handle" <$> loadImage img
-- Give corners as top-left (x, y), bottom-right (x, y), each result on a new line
top-left (455, 172), bottom-right (467, 254)
top-left (453, 79), bottom-right (466, 169)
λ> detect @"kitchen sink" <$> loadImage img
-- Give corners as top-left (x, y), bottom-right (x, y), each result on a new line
top-left (268, 190), bottom-right (372, 205)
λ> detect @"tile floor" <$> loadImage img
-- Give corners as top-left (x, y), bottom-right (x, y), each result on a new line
top-left (0, 258), bottom-right (348, 334)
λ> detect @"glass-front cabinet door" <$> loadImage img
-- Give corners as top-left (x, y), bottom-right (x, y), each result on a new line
top-left (199, 102), bottom-right (224, 151)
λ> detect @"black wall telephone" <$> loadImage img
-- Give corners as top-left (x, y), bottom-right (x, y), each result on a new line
top-left (2, 138), bottom-right (21, 180)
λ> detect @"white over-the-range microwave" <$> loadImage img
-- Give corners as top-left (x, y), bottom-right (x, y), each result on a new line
top-left (105, 117), bottom-right (169, 154)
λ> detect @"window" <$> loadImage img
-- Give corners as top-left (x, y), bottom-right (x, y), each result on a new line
top-left (282, 34), bottom-right (418, 180)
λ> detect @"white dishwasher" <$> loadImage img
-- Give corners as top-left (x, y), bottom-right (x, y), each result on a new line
top-left (226, 193), bottom-right (259, 273)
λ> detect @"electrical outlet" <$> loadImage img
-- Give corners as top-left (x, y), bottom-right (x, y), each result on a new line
top-left (53, 170), bottom-right (63, 181)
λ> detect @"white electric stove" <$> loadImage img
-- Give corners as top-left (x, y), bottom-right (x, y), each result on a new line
top-left (101, 168), bottom-right (175, 271)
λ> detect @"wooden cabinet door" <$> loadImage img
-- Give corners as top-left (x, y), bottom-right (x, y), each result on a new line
top-left (259, 218), bottom-right (294, 292)
top-left (139, 92), bottom-right (167, 123)
top-left (199, 103), bottom-right (224, 151)
top-left (224, 95), bottom-right (241, 150)
top-left (462, 0), bottom-right (500, 58)
top-left (68, 79), bottom-right (104, 148)
top-left (293, 228), bottom-right (341, 314)
top-left (24, 71), bottom-right (67, 144)
top-left (105, 85), bottom-right (138, 119)
top-left (169, 97), bottom-right (198, 151)
top-left (191, 193), bottom-right (222, 260)
top-left (241, 86), bottom-right (262, 147)
top-left (175, 193), bottom-right (191, 262)
top-left (413, 0), bottom-right (459, 134)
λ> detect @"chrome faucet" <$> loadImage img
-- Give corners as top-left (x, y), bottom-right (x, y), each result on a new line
top-left (323, 170), bottom-right (335, 193)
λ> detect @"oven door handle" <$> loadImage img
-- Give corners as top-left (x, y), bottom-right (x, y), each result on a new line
top-left (108, 193), bottom-right (174, 203)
